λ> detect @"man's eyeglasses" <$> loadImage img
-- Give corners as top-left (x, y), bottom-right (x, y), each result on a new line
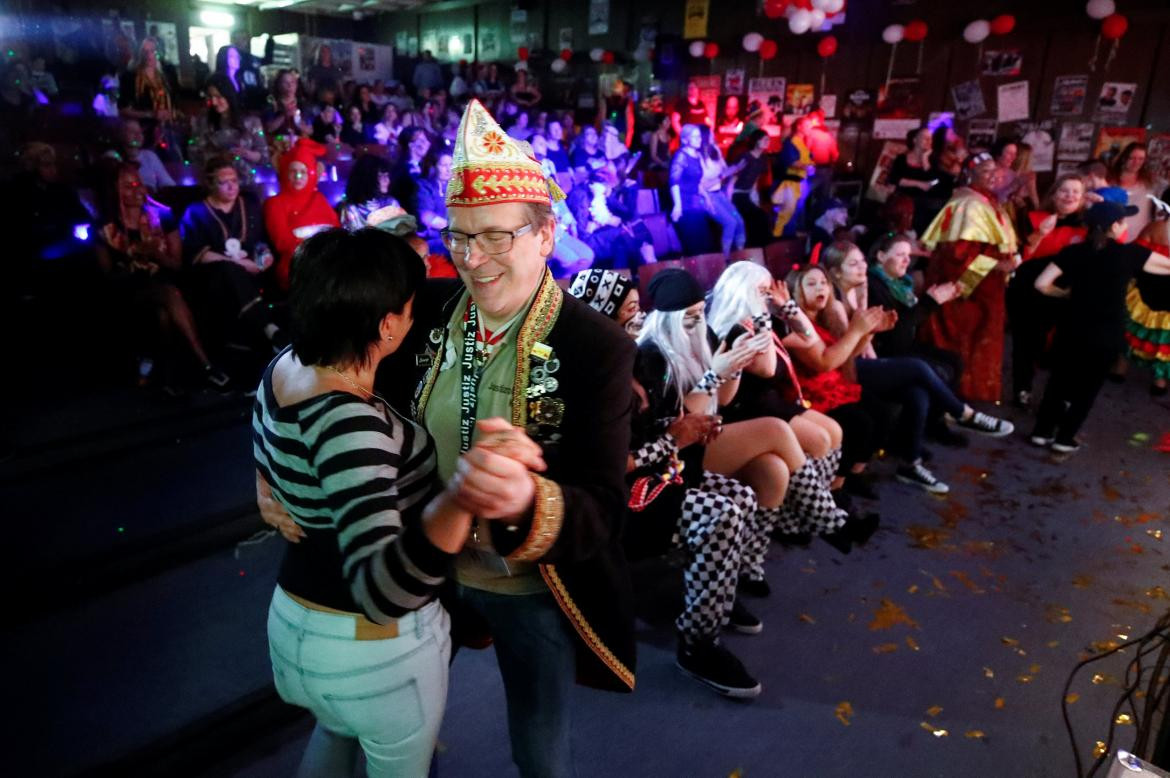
top-left (441, 223), bottom-right (533, 256)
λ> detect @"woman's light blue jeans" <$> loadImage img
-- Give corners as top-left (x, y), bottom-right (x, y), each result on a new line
top-left (267, 586), bottom-right (451, 777)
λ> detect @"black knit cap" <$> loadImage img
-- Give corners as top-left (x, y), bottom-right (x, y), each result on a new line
top-left (647, 268), bottom-right (705, 312)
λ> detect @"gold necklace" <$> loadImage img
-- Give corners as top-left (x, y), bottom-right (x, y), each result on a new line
top-left (328, 366), bottom-right (389, 406)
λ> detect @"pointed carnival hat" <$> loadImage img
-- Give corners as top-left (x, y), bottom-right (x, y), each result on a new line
top-left (445, 98), bottom-right (565, 208)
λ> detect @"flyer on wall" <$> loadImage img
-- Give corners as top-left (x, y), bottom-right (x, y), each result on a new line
top-left (981, 49), bottom-right (1022, 77)
top-left (1057, 122), bottom-right (1096, 161)
top-left (867, 140), bottom-right (909, 202)
top-left (1093, 82), bottom-right (1137, 122)
top-left (951, 80), bottom-right (986, 121)
top-left (996, 81), bottom-right (1030, 123)
top-left (1147, 133), bottom-right (1170, 186)
top-left (1018, 120), bottom-right (1056, 172)
top-left (1049, 75), bottom-right (1088, 116)
top-left (967, 119), bottom-right (999, 151)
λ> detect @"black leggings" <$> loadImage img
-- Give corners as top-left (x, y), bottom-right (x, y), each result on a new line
top-left (1007, 264), bottom-right (1067, 395)
top-left (827, 401), bottom-right (890, 473)
top-left (1032, 339), bottom-right (1115, 443)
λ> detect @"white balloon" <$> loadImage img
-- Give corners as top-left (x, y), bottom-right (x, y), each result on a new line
top-left (590, 47), bottom-right (605, 62)
top-left (742, 32), bottom-right (764, 53)
top-left (550, 58), bottom-right (567, 74)
top-left (689, 40), bottom-right (706, 57)
top-left (963, 19), bottom-right (990, 44)
top-left (1085, 0), bottom-right (1115, 20)
top-left (882, 24), bottom-right (904, 44)
top-left (809, 9), bottom-right (826, 29)
top-left (789, 9), bottom-right (813, 35)
top-left (824, 0), bottom-right (845, 13)
top-left (811, 0), bottom-right (831, 9)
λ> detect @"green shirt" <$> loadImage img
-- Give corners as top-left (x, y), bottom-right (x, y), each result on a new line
top-left (424, 290), bottom-right (546, 595)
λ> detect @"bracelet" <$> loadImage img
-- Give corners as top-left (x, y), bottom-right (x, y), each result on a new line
top-left (729, 370), bottom-right (743, 380)
top-left (694, 369), bottom-right (725, 395)
top-left (778, 300), bottom-right (802, 319)
top-left (632, 433), bottom-right (677, 470)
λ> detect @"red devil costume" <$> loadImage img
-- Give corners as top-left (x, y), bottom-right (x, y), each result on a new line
top-left (262, 137), bottom-right (339, 291)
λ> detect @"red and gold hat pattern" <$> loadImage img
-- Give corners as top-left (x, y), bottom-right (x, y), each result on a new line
top-left (446, 98), bottom-right (565, 208)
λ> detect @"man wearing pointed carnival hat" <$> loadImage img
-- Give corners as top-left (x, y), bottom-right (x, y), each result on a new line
top-left (397, 99), bottom-right (636, 775)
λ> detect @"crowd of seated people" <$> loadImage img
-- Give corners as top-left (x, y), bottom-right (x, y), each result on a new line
top-left (3, 29), bottom-right (1168, 461)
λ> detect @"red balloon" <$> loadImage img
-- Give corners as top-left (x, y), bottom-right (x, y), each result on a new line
top-left (602, 51), bottom-right (615, 64)
top-left (904, 20), bottom-right (928, 42)
top-left (1101, 13), bottom-right (1128, 40)
top-left (518, 46), bottom-right (529, 61)
top-left (990, 14), bottom-right (1015, 35)
top-left (764, 0), bottom-right (788, 19)
top-left (704, 42), bottom-right (719, 59)
top-left (759, 39), bottom-right (779, 60)
top-left (817, 35), bottom-right (838, 58)
top-left (560, 48), bottom-right (572, 62)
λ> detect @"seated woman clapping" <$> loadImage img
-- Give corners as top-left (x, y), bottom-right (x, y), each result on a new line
top-left (637, 269), bottom-right (855, 560)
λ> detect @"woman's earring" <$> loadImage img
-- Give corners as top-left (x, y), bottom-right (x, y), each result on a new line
top-left (387, 334), bottom-right (395, 341)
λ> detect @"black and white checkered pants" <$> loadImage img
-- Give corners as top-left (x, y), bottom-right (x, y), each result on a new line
top-left (767, 447), bottom-right (848, 538)
top-left (676, 471), bottom-right (758, 640)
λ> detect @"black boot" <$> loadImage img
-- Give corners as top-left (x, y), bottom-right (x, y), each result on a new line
top-left (819, 528), bottom-right (852, 554)
top-left (847, 512), bottom-right (880, 546)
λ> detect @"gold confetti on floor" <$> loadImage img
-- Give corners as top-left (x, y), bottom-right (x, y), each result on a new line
top-left (994, 697), bottom-right (1005, 709)
top-left (1045, 605), bottom-right (1073, 624)
top-left (1065, 693), bottom-right (1080, 704)
top-left (1148, 529), bottom-right (1164, 541)
top-left (835, 701), bottom-right (854, 726)
top-left (1028, 663), bottom-right (1042, 674)
top-left (1091, 640), bottom-right (1121, 654)
top-left (1093, 741), bottom-right (1108, 758)
top-left (983, 667), bottom-right (995, 679)
top-left (1147, 586), bottom-right (1169, 600)
top-left (1047, 640), bottom-right (1061, 649)
top-left (920, 722), bottom-right (949, 737)
top-left (926, 705), bottom-right (943, 717)
top-left (907, 525), bottom-right (950, 549)
top-left (1116, 713), bottom-right (1133, 725)
top-left (1001, 637), bottom-right (1020, 648)
top-left (905, 636), bottom-right (921, 652)
top-left (907, 584), bottom-right (919, 594)
top-left (1091, 673), bottom-right (1119, 686)
top-left (873, 643), bottom-right (899, 654)
top-left (1072, 575), bottom-right (1094, 589)
top-left (868, 599), bottom-right (919, 631)
top-left (965, 730), bottom-right (986, 740)
top-left (798, 613), bottom-right (816, 625)
top-left (950, 570), bottom-right (986, 594)
top-left (1113, 598), bottom-right (1153, 614)
top-left (1016, 674), bottom-right (1034, 684)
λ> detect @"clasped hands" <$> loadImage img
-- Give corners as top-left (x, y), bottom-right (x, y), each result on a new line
top-left (256, 417), bottom-right (546, 544)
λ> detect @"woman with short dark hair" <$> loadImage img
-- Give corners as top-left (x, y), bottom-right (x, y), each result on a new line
top-left (255, 227), bottom-right (525, 776)
top-left (340, 154), bottom-right (401, 231)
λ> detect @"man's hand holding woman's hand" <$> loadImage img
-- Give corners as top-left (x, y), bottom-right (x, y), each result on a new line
top-left (448, 418), bottom-right (547, 523)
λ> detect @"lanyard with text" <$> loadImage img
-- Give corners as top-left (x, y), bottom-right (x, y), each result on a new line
top-left (459, 301), bottom-right (481, 454)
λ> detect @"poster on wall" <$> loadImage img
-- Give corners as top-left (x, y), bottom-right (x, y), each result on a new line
top-left (820, 94), bottom-right (837, 119)
top-left (1057, 121), bottom-right (1096, 160)
top-left (588, 0), bottom-right (610, 36)
top-left (558, 28), bottom-right (573, 51)
top-left (1093, 126), bottom-right (1147, 166)
top-left (786, 83), bottom-right (815, 116)
top-left (1056, 160), bottom-right (1083, 177)
top-left (841, 87), bottom-right (875, 123)
top-left (510, 8), bottom-right (528, 45)
top-left (725, 69), bottom-right (745, 95)
top-left (981, 50), bottom-right (1022, 77)
top-left (479, 30), bottom-right (497, 59)
top-left (301, 37), bottom-right (353, 79)
top-left (1147, 133), bottom-right (1170, 187)
top-left (684, 0), bottom-right (710, 39)
top-left (1018, 120), bottom-right (1056, 172)
top-left (357, 45), bottom-right (376, 72)
top-left (146, 22), bottom-right (178, 65)
top-left (689, 75), bottom-right (721, 125)
top-left (866, 140), bottom-right (909, 202)
top-left (1050, 75), bottom-right (1089, 116)
top-left (1094, 82), bottom-right (1137, 122)
top-left (951, 80), bottom-right (986, 121)
top-left (748, 77), bottom-right (787, 148)
top-left (967, 119), bottom-right (999, 151)
top-left (877, 78), bottom-right (921, 119)
top-left (997, 81), bottom-right (1029, 123)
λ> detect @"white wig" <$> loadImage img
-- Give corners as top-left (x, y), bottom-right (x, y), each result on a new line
top-left (707, 261), bottom-right (772, 342)
top-left (637, 308), bottom-right (713, 409)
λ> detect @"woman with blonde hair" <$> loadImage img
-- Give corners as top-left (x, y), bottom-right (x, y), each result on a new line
top-left (640, 268), bottom-right (856, 556)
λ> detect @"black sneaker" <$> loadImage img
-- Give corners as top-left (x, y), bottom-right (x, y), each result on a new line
top-left (725, 600), bottom-right (763, 635)
top-left (738, 576), bottom-right (771, 599)
top-left (1051, 438), bottom-right (1081, 454)
top-left (955, 411), bottom-right (1014, 437)
top-left (896, 460), bottom-right (950, 494)
top-left (677, 638), bottom-right (762, 698)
